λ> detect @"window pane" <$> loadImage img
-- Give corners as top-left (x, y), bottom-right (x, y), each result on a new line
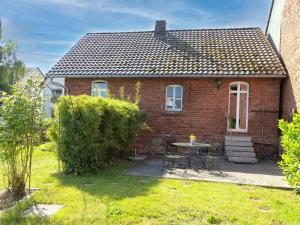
top-left (240, 84), bottom-right (248, 92)
top-left (51, 89), bottom-right (63, 103)
top-left (175, 99), bottom-right (181, 109)
top-left (230, 84), bottom-right (238, 91)
top-left (228, 92), bottom-right (237, 129)
top-left (99, 82), bottom-right (107, 89)
top-left (94, 83), bottom-right (100, 89)
top-left (239, 93), bottom-right (247, 129)
top-left (92, 88), bottom-right (100, 96)
top-left (54, 89), bottom-right (62, 96)
top-left (100, 91), bottom-right (107, 97)
top-left (167, 86), bottom-right (173, 97)
top-left (175, 86), bottom-right (182, 98)
top-left (166, 97), bottom-right (173, 108)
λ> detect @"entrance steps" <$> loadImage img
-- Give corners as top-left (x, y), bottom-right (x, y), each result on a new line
top-left (225, 136), bottom-right (257, 164)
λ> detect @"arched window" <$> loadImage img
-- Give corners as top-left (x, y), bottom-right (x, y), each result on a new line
top-left (165, 85), bottom-right (183, 111)
top-left (91, 81), bottom-right (108, 97)
top-left (228, 82), bottom-right (249, 131)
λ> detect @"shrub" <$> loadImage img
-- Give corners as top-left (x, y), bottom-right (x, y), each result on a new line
top-left (278, 112), bottom-right (300, 189)
top-left (0, 79), bottom-right (45, 197)
top-left (48, 95), bottom-right (147, 175)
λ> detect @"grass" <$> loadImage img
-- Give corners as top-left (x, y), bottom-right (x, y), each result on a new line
top-left (0, 150), bottom-right (300, 225)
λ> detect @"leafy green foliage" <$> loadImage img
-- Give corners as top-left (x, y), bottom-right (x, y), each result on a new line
top-left (48, 95), bottom-right (147, 175)
top-left (0, 23), bottom-right (24, 94)
top-left (279, 112), bottom-right (300, 189)
top-left (0, 78), bottom-right (46, 197)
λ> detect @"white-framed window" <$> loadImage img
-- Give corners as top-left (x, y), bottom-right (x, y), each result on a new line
top-left (228, 82), bottom-right (249, 132)
top-left (92, 81), bottom-right (108, 97)
top-left (165, 85), bottom-right (183, 111)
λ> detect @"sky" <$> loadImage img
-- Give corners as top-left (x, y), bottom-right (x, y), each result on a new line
top-left (0, 0), bottom-right (272, 73)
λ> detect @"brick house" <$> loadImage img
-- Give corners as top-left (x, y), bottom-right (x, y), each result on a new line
top-left (48, 21), bottom-right (286, 162)
top-left (266, 0), bottom-right (300, 121)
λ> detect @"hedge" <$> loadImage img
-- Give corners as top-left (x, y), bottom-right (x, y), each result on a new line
top-left (48, 95), bottom-right (147, 174)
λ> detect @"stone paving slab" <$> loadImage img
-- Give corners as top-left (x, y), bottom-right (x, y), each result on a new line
top-left (125, 158), bottom-right (291, 189)
top-left (23, 204), bottom-right (64, 217)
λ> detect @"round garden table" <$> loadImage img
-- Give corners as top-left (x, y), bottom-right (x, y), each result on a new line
top-left (171, 142), bottom-right (212, 169)
top-left (172, 142), bottom-right (211, 149)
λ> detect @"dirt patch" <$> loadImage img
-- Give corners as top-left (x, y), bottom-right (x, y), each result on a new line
top-left (0, 188), bottom-right (36, 211)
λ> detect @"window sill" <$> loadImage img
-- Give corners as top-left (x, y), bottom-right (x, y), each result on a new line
top-left (165, 109), bottom-right (183, 112)
top-left (227, 129), bottom-right (248, 133)
top-left (162, 110), bottom-right (185, 116)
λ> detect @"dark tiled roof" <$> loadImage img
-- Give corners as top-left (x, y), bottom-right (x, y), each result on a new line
top-left (47, 28), bottom-right (286, 78)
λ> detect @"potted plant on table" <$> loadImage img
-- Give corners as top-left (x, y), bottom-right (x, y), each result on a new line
top-left (189, 134), bottom-right (196, 145)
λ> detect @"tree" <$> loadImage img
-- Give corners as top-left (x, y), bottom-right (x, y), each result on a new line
top-left (0, 20), bottom-right (25, 94)
top-left (0, 78), bottom-right (46, 198)
top-left (279, 113), bottom-right (300, 190)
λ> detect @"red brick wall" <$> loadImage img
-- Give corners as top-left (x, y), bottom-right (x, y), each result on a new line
top-left (66, 77), bottom-right (281, 158)
top-left (281, 0), bottom-right (300, 120)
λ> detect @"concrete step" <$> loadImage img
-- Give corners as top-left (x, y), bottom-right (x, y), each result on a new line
top-left (225, 136), bottom-right (251, 142)
top-left (228, 156), bottom-right (258, 164)
top-left (226, 151), bottom-right (256, 158)
top-left (225, 146), bottom-right (254, 152)
top-left (225, 141), bottom-right (253, 147)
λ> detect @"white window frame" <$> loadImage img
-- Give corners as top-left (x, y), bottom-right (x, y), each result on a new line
top-left (227, 81), bottom-right (249, 132)
top-left (91, 81), bottom-right (108, 97)
top-left (165, 85), bottom-right (183, 111)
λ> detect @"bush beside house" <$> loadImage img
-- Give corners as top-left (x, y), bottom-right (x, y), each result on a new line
top-left (279, 112), bottom-right (300, 190)
top-left (48, 95), bottom-right (146, 175)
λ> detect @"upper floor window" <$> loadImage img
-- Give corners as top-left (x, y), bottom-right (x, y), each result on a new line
top-left (228, 82), bottom-right (249, 131)
top-left (92, 81), bottom-right (108, 97)
top-left (165, 85), bottom-right (183, 111)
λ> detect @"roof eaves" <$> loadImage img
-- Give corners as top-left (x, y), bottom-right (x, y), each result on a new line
top-left (50, 73), bottom-right (286, 79)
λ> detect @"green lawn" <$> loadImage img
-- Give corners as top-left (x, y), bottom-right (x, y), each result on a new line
top-left (0, 150), bottom-right (299, 225)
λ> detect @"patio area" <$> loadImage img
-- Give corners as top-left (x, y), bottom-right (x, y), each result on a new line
top-left (125, 157), bottom-right (291, 189)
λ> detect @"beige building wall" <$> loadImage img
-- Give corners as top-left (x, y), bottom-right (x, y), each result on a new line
top-left (280, 0), bottom-right (300, 120)
top-left (267, 0), bottom-right (300, 120)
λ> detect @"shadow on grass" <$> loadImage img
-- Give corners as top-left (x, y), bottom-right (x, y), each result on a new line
top-left (51, 160), bottom-right (161, 201)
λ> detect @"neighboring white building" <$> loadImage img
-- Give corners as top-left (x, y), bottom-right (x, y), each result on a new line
top-left (43, 76), bottom-right (65, 117)
top-left (21, 67), bottom-right (65, 117)
top-left (266, 0), bottom-right (286, 52)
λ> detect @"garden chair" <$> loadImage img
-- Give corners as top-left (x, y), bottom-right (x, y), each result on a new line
top-left (161, 135), bottom-right (184, 172)
top-left (206, 143), bottom-right (222, 174)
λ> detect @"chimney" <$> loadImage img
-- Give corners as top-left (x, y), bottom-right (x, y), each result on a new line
top-left (154, 20), bottom-right (167, 39)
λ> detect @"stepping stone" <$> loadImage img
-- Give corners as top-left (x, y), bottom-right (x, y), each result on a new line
top-left (23, 204), bottom-right (64, 217)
